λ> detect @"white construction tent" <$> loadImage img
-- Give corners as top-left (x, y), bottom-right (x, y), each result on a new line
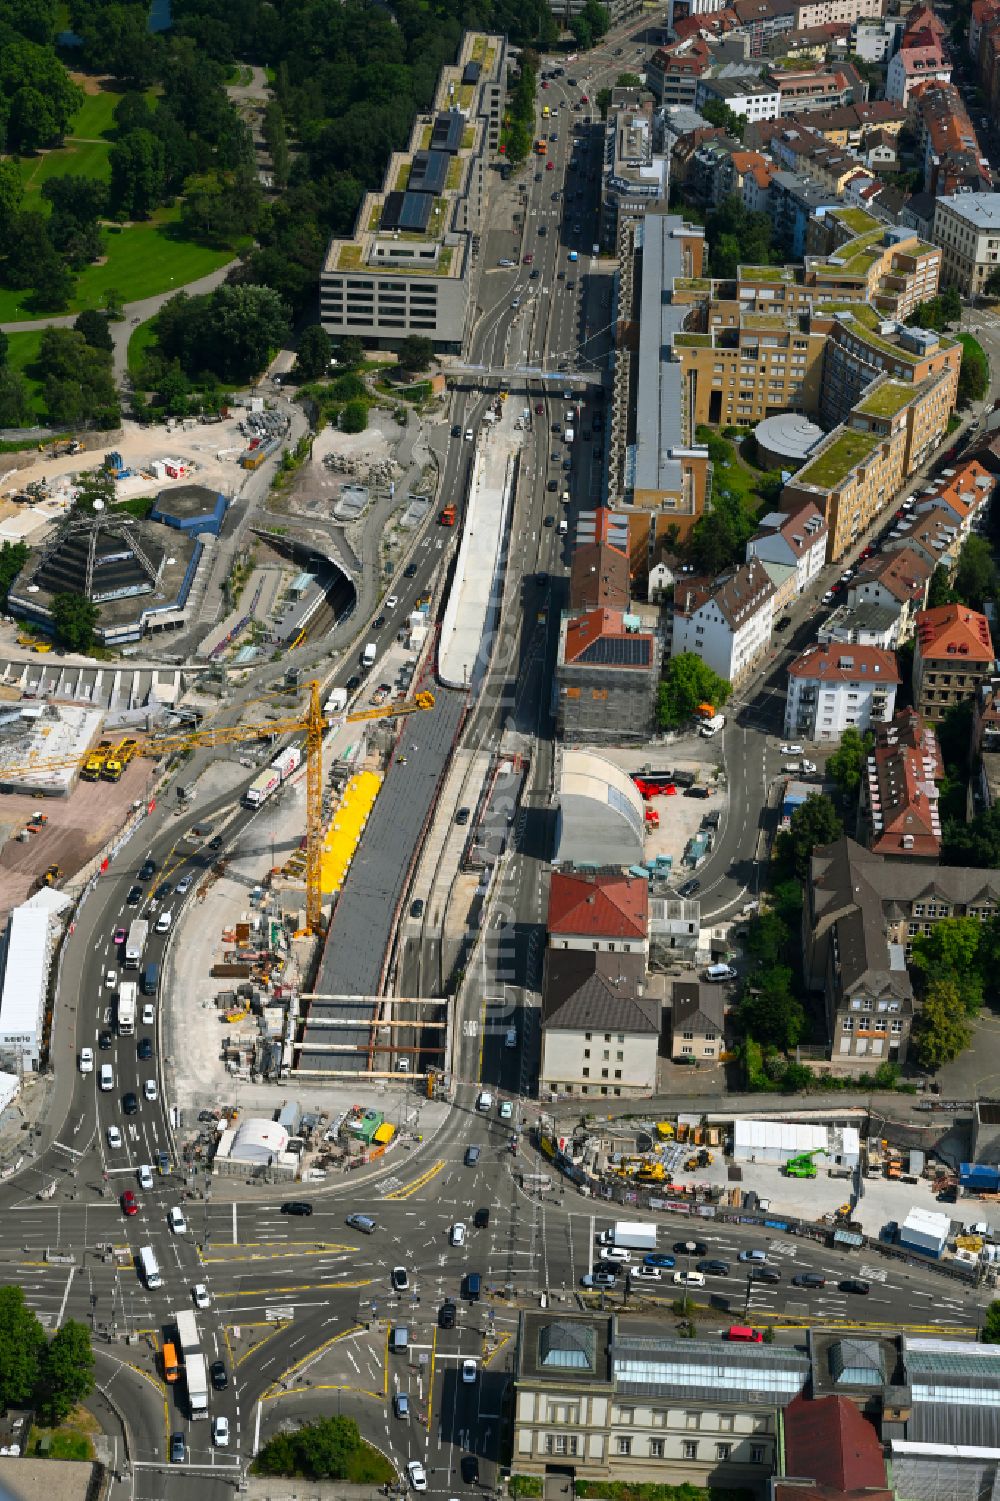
top-left (0, 905), bottom-right (54, 1071)
top-left (732, 1119), bottom-right (860, 1168)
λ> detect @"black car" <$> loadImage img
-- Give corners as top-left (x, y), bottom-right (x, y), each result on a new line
top-left (683, 786), bottom-right (711, 800)
top-left (544, 515), bottom-right (555, 527)
top-left (210, 1359), bottom-right (228, 1390)
top-left (153, 881), bottom-right (172, 902)
top-left (346, 675), bottom-right (361, 692)
top-left (530, 269), bottom-right (540, 279)
top-left (840, 1277), bottom-right (870, 1295)
top-left (775, 615), bottom-right (792, 631)
top-left (127, 885), bottom-right (142, 906)
top-left (403, 563), bottom-right (418, 579)
top-left (697, 1258), bottom-right (730, 1275)
top-left (551, 451), bottom-right (560, 463)
top-left (752, 1267), bottom-right (781, 1283)
top-left (439, 1300), bottom-right (457, 1329)
top-left (99, 1029), bottom-right (112, 1050)
top-left (474, 1206), bottom-right (490, 1228)
top-left (792, 1272), bottom-right (826, 1288)
top-left (122, 1092), bottom-right (138, 1115)
top-left (678, 878), bottom-right (701, 898)
top-left (411, 898), bottom-right (425, 919)
top-left (281, 1201), bottom-right (313, 1216)
top-left (547, 480), bottom-right (558, 492)
top-left (373, 615), bottom-right (386, 629)
top-left (208, 835), bottom-right (224, 852)
top-left (461, 1456), bottom-right (480, 1485)
top-left (170, 1433), bottom-right (186, 1464)
top-left (139, 860), bottom-right (156, 881)
top-left (673, 1240), bottom-right (707, 1256)
top-left (451, 424), bottom-right (462, 438)
top-left (456, 807), bottom-right (470, 826)
top-left (137, 1038), bottom-right (153, 1060)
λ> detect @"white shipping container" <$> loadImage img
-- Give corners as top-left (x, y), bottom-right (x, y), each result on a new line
top-left (270, 746), bottom-right (302, 782)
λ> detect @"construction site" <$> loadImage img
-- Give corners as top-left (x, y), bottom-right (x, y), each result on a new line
top-left (533, 1108), bottom-right (1000, 1283)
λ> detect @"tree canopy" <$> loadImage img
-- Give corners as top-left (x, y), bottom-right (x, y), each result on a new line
top-left (153, 285), bottom-right (290, 384)
top-left (825, 727), bottom-right (872, 797)
top-left (958, 333), bottom-right (989, 405)
top-left (657, 653), bottom-right (731, 730)
top-left (913, 977), bottom-right (973, 1070)
top-left (51, 592), bottom-right (99, 653)
top-left (777, 794), bottom-right (843, 880)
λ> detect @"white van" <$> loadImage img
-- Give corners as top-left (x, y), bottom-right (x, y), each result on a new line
top-left (138, 1245), bottom-right (162, 1289)
top-left (155, 909), bottom-right (173, 934)
top-left (476, 1090), bottom-right (494, 1112)
top-left (363, 642), bottom-right (377, 668)
top-left (558, 518), bottom-right (568, 535)
top-left (99, 1063), bottom-right (113, 1092)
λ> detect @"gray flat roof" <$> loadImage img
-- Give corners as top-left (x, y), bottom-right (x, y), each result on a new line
top-left (635, 215), bottom-right (692, 495)
top-left (935, 191), bottom-right (1000, 228)
top-left (755, 411), bottom-right (825, 461)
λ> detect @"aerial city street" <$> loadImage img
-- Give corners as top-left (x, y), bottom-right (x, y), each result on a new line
top-left (5, 0), bottom-right (1000, 1495)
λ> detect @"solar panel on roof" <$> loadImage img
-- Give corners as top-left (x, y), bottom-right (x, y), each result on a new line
top-left (578, 636), bottom-right (651, 667)
top-left (399, 192), bottom-right (433, 232)
top-left (380, 191), bottom-right (404, 230)
top-left (409, 149), bottom-right (449, 195)
top-left (431, 111), bottom-right (464, 152)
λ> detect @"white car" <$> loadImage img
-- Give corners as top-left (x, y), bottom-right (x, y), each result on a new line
top-left (801, 759), bottom-right (818, 774)
top-left (630, 1264), bottom-right (661, 1282)
top-left (168, 1206), bottom-right (188, 1234)
top-left (137, 1164), bottom-right (153, 1190)
top-left (407, 1460), bottom-right (428, 1492)
top-left (499, 1100), bottom-right (513, 1120)
top-left (704, 964), bottom-right (737, 982)
top-left (780, 743), bottom-right (803, 756)
top-left (175, 875), bottom-right (193, 895)
top-left (821, 589), bottom-right (836, 603)
top-left (451, 1222), bottom-right (467, 1246)
top-left (144, 1079), bottom-right (158, 1102)
top-left (155, 910), bottom-right (173, 934)
top-left (212, 1415), bottom-right (229, 1447)
top-left (105, 970), bottom-right (117, 989)
top-left (462, 1358), bottom-right (477, 1383)
top-left (193, 1283), bottom-right (211, 1309)
top-left (142, 1003), bottom-right (155, 1025)
top-left (106, 1125), bottom-right (122, 1149)
top-left (78, 1048), bottom-right (94, 1074)
top-left (601, 1246), bottom-right (631, 1264)
top-left (386, 594), bottom-right (399, 609)
top-left (391, 1265), bottom-right (409, 1291)
top-left (673, 1270), bottom-right (705, 1287)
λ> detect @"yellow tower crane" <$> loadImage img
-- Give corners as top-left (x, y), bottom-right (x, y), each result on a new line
top-left (1, 681), bottom-right (435, 934)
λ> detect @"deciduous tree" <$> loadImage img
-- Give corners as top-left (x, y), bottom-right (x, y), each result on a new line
top-left (38, 1320), bottom-right (94, 1423)
top-left (913, 977), bottom-right (972, 1069)
top-left (51, 592), bottom-right (99, 652)
top-left (777, 795), bottom-right (843, 879)
top-left (656, 652), bottom-right (731, 730)
top-left (826, 727), bottom-right (872, 797)
top-left (0, 1287), bottom-right (45, 1409)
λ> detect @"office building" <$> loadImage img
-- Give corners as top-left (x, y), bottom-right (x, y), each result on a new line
top-left (932, 192), bottom-right (1000, 297)
top-left (600, 92), bottom-right (669, 248)
top-left (320, 32), bottom-right (505, 351)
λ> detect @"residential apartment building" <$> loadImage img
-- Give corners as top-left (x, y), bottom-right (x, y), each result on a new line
top-left (795, 0), bottom-right (886, 25)
top-left (671, 980), bottom-right (725, 1060)
top-left (768, 171), bottom-right (841, 256)
top-left (771, 64), bottom-right (860, 113)
top-left (671, 308), bottom-right (827, 427)
top-left (846, 546), bottom-right (932, 638)
top-left (805, 835), bottom-right (1000, 1066)
top-left (570, 516), bottom-right (630, 612)
top-left (913, 603), bottom-right (995, 723)
top-left (816, 307), bottom-right (958, 430)
top-left (730, 0), bottom-right (797, 54)
top-left (851, 16), bottom-right (904, 59)
top-left (547, 869), bottom-right (649, 958)
top-left (913, 83), bottom-right (990, 197)
top-left (883, 504), bottom-right (965, 573)
top-left (817, 599), bottom-right (900, 647)
top-left (857, 706), bottom-right (943, 859)
top-left (646, 43), bottom-right (712, 107)
top-left (695, 73), bottom-right (782, 119)
top-left (540, 948), bottom-right (661, 1096)
top-left (319, 32), bottom-right (505, 351)
top-left (745, 502), bottom-right (828, 593)
top-left (912, 456), bottom-right (995, 533)
top-left (785, 642), bottom-right (900, 741)
top-left (600, 91), bottom-right (669, 249)
top-left (767, 125), bottom-right (864, 193)
top-left (885, 44), bottom-right (950, 105)
top-left (798, 99), bottom-right (907, 148)
top-left (672, 558), bottom-right (777, 688)
top-left (932, 192), bottom-right (1000, 297)
top-left (556, 609), bottom-right (661, 743)
top-left (512, 1311), bottom-right (808, 1487)
top-left (548, 0), bottom-right (643, 23)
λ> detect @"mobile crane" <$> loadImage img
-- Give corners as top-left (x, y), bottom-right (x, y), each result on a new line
top-left (0, 681), bottom-right (435, 934)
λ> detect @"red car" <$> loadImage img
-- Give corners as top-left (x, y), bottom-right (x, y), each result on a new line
top-left (535, 402), bottom-right (544, 414)
top-left (523, 253), bottom-right (533, 264)
top-left (121, 1190), bottom-right (138, 1216)
top-left (546, 161), bottom-right (555, 170)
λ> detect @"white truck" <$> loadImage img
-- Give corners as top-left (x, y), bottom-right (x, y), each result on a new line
top-left (117, 982), bottom-right (137, 1036)
top-left (362, 642), bottom-right (377, 668)
top-left (175, 1310), bottom-right (208, 1418)
top-left (243, 767), bottom-right (281, 808)
top-left (270, 745), bottom-right (302, 782)
top-left (596, 1220), bottom-right (658, 1251)
top-left (324, 687), bottom-right (348, 715)
top-left (124, 919), bottom-right (148, 971)
top-left (698, 713), bottom-right (726, 737)
top-left (565, 426), bottom-right (574, 444)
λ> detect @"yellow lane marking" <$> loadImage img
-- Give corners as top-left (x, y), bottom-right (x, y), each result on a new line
top-left (262, 1324), bottom-right (365, 1398)
top-left (483, 1331), bottom-right (511, 1365)
top-left (385, 1159), bottom-right (445, 1200)
top-left (200, 1243), bottom-right (352, 1265)
top-left (263, 1383), bottom-right (383, 1403)
top-left (213, 1279), bottom-right (374, 1299)
top-left (426, 1325), bottom-right (438, 1431)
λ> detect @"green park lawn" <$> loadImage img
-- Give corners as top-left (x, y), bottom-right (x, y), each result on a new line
top-left (127, 318), bottom-right (159, 380)
top-left (0, 209), bottom-right (241, 322)
top-left (15, 85), bottom-right (148, 211)
top-left (5, 329), bottom-right (48, 417)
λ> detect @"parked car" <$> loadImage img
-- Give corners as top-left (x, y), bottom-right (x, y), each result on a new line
top-left (792, 1273), bottom-right (827, 1288)
top-left (697, 1259), bottom-right (730, 1275)
top-left (580, 1271), bottom-right (617, 1288)
top-left (392, 1266), bottom-right (409, 1291)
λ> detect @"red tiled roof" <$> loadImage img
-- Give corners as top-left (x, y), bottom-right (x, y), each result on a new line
top-left (852, 546), bottom-right (932, 603)
top-left (563, 608), bottom-right (653, 667)
top-left (783, 1393), bottom-right (888, 1493)
top-left (547, 870), bottom-right (648, 940)
top-left (868, 710), bottom-right (943, 859)
top-left (916, 603), bottom-right (995, 662)
top-left (788, 643), bottom-right (900, 684)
